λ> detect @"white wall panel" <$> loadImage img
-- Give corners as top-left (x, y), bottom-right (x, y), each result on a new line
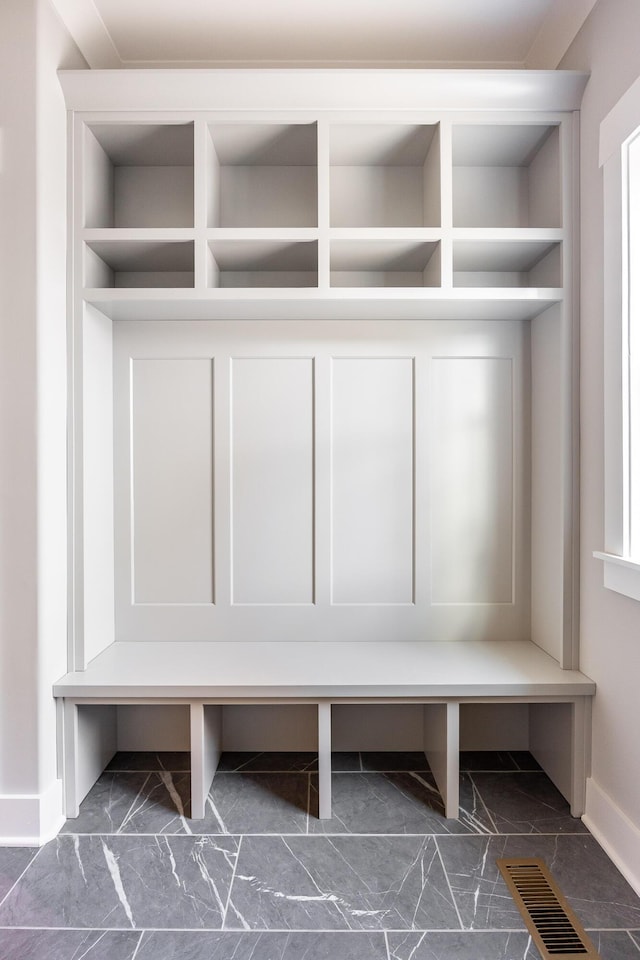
top-left (131, 357), bottom-right (214, 604)
top-left (231, 358), bottom-right (314, 604)
top-left (431, 356), bottom-right (514, 605)
top-left (331, 358), bottom-right (414, 604)
top-left (113, 320), bottom-right (528, 642)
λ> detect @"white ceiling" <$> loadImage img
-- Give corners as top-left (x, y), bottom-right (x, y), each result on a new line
top-left (51, 0), bottom-right (598, 70)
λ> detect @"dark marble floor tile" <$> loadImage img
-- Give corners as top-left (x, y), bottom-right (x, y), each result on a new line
top-left (437, 834), bottom-right (640, 930)
top-left (587, 931), bottom-right (640, 959)
top-left (360, 752), bottom-right (430, 772)
top-left (217, 752), bottom-right (318, 772)
top-left (117, 772), bottom-right (193, 833)
top-left (0, 834), bottom-right (239, 929)
top-left (0, 847), bottom-right (37, 904)
top-left (308, 772), bottom-right (493, 835)
top-left (388, 930), bottom-right (539, 959)
top-left (135, 930), bottom-right (388, 959)
top-left (60, 772), bottom-right (149, 834)
top-left (508, 752), bottom-right (542, 771)
top-left (469, 772), bottom-right (587, 833)
top-left (459, 752), bottom-right (518, 772)
top-left (631, 931), bottom-right (640, 949)
top-left (331, 753), bottom-right (362, 771)
top-left (105, 751), bottom-right (190, 772)
top-left (197, 772), bottom-right (310, 834)
top-left (0, 929), bottom-right (141, 959)
top-left (226, 835), bottom-right (460, 931)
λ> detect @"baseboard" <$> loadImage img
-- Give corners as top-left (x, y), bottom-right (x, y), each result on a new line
top-left (583, 776), bottom-right (640, 898)
top-left (0, 778), bottom-right (64, 846)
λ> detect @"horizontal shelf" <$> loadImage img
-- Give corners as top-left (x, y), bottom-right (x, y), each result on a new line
top-left (84, 287), bottom-right (563, 322)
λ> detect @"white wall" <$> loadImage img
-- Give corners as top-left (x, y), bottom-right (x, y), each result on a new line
top-left (0, 0), bottom-right (85, 844)
top-left (561, 0), bottom-right (640, 892)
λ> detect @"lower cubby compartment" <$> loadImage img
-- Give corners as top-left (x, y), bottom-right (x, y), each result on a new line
top-left (207, 239), bottom-right (318, 288)
top-left (85, 240), bottom-right (195, 288)
top-left (331, 239), bottom-right (440, 287)
top-left (63, 697), bottom-right (587, 827)
top-left (452, 239), bottom-right (561, 288)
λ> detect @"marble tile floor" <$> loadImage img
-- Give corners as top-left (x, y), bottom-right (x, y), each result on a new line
top-left (1, 751), bottom-right (640, 959)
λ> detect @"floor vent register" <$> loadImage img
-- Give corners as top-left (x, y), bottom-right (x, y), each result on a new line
top-left (496, 858), bottom-right (600, 958)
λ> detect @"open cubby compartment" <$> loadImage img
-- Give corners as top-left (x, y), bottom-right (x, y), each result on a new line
top-left (207, 123), bottom-right (318, 228)
top-left (452, 239), bottom-right (561, 288)
top-left (85, 240), bottom-right (195, 288)
top-left (84, 123), bottom-right (195, 228)
top-left (208, 239), bottom-right (318, 288)
top-left (452, 123), bottom-right (561, 228)
top-left (330, 124), bottom-right (440, 227)
top-left (331, 239), bottom-right (440, 287)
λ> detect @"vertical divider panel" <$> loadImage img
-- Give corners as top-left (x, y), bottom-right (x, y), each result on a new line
top-left (214, 353), bottom-right (231, 607)
top-left (317, 701), bottom-right (332, 819)
top-left (62, 701), bottom-right (79, 818)
top-left (193, 120), bottom-right (209, 291)
top-left (423, 702), bottom-right (459, 818)
top-left (314, 353), bottom-right (330, 606)
top-left (317, 120), bottom-right (331, 289)
top-left (438, 120), bottom-right (454, 288)
top-left (190, 702), bottom-right (222, 819)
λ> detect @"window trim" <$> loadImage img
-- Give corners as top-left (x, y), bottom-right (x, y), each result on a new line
top-left (596, 76), bottom-right (640, 602)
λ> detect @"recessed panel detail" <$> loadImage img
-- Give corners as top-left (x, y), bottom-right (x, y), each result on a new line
top-left (231, 358), bottom-right (314, 604)
top-left (131, 358), bottom-right (213, 604)
top-left (331, 358), bottom-right (414, 604)
top-left (431, 357), bottom-right (513, 604)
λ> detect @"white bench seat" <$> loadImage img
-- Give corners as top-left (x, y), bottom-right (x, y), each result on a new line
top-left (54, 640), bottom-right (595, 823)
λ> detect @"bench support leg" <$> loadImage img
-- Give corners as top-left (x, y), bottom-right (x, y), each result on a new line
top-left (317, 702), bottom-right (332, 820)
top-left (423, 702), bottom-right (459, 818)
top-left (62, 700), bottom-right (79, 818)
top-left (530, 698), bottom-right (590, 818)
top-left (190, 703), bottom-right (222, 820)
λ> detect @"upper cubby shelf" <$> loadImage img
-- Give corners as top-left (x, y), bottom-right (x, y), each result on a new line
top-left (207, 123), bottom-right (317, 228)
top-left (330, 124), bottom-right (440, 228)
top-left (84, 123), bottom-right (195, 229)
top-left (451, 123), bottom-right (561, 228)
top-left (64, 67), bottom-right (588, 314)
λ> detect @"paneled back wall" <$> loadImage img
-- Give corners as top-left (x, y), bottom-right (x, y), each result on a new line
top-left (113, 319), bottom-right (530, 644)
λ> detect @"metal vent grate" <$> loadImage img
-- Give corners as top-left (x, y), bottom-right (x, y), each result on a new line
top-left (497, 858), bottom-right (601, 959)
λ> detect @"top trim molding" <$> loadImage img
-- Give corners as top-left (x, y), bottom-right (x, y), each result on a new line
top-left (58, 68), bottom-right (589, 113)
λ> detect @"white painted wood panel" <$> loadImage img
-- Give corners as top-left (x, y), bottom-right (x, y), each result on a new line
top-left (81, 304), bottom-right (115, 666)
top-left (113, 320), bottom-right (529, 642)
top-left (131, 357), bottom-right (214, 603)
top-left (231, 358), bottom-right (314, 604)
top-left (431, 356), bottom-right (514, 605)
top-left (330, 357), bottom-right (414, 604)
